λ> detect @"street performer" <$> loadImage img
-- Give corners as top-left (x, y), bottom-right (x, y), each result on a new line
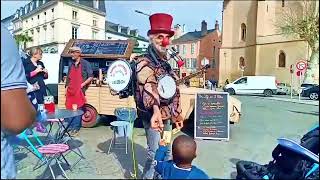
top-left (134, 13), bottom-right (184, 179)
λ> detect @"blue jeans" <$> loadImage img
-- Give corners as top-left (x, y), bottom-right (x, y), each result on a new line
top-left (1, 131), bottom-right (16, 179)
top-left (140, 112), bottom-right (172, 179)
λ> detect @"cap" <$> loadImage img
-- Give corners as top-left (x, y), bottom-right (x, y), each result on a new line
top-left (69, 46), bottom-right (81, 53)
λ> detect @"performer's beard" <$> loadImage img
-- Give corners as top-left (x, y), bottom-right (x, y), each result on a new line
top-left (151, 41), bottom-right (169, 60)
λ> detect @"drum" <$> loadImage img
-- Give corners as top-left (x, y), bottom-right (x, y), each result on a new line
top-left (106, 59), bottom-right (132, 93)
top-left (157, 74), bottom-right (177, 100)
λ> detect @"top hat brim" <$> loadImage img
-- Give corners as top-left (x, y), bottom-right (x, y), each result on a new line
top-left (147, 29), bottom-right (175, 37)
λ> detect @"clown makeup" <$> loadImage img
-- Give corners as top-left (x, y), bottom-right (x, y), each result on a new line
top-left (149, 33), bottom-right (172, 58)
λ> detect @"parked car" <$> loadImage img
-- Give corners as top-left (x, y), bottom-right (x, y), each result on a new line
top-left (301, 84), bottom-right (319, 100)
top-left (276, 83), bottom-right (290, 95)
top-left (301, 83), bottom-right (317, 90)
top-left (223, 76), bottom-right (277, 97)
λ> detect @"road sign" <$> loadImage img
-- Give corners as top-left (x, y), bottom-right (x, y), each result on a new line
top-left (296, 70), bottom-right (303, 77)
top-left (296, 60), bottom-right (307, 71)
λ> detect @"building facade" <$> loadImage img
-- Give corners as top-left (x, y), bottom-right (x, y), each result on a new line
top-left (220, 0), bottom-right (318, 87)
top-left (170, 20), bottom-right (222, 80)
top-left (11, 0), bottom-right (106, 54)
top-left (1, 15), bottom-right (15, 34)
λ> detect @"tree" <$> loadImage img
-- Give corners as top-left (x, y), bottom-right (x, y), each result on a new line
top-left (275, 0), bottom-right (319, 84)
top-left (14, 33), bottom-right (33, 50)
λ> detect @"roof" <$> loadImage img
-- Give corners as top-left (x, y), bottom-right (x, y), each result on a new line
top-left (172, 29), bottom-right (216, 44)
top-left (105, 21), bottom-right (148, 42)
top-left (1, 14), bottom-right (15, 22)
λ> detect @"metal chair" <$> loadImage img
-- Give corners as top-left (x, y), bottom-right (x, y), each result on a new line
top-left (108, 121), bottom-right (130, 154)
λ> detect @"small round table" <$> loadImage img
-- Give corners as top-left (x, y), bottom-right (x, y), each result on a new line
top-left (46, 109), bottom-right (84, 119)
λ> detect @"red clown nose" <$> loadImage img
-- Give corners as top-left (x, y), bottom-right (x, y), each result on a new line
top-left (161, 37), bottom-right (170, 47)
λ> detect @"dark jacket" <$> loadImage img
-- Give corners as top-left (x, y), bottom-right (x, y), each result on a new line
top-left (23, 57), bottom-right (48, 103)
top-left (65, 59), bottom-right (93, 93)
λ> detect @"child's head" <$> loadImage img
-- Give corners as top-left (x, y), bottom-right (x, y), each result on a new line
top-left (172, 135), bottom-right (197, 165)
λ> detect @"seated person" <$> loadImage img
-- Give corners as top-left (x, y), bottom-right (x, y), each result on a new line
top-left (154, 135), bottom-right (209, 179)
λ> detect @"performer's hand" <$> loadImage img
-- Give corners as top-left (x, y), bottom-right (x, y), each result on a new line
top-left (175, 121), bottom-right (183, 130)
top-left (159, 139), bottom-right (166, 146)
top-left (151, 108), bottom-right (163, 132)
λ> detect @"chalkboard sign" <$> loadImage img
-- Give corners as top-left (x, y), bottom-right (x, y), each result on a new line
top-left (73, 41), bottom-right (128, 55)
top-left (194, 92), bottom-right (229, 141)
top-left (61, 39), bottom-right (135, 59)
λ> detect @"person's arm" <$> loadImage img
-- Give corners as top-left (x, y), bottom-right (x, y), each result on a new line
top-left (1, 89), bottom-right (36, 134)
top-left (1, 25), bottom-right (36, 134)
top-left (154, 140), bottom-right (168, 174)
top-left (41, 62), bottom-right (48, 79)
top-left (81, 60), bottom-right (93, 88)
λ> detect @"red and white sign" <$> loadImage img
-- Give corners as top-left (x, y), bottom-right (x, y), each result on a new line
top-left (296, 70), bottom-right (304, 77)
top-left (296, 60), bottom-right (307, 71)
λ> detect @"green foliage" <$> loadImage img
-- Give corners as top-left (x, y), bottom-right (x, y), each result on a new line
top-left (275, 1), bottom-right (319, 51)
top-left (14, 33), bottom-right (33, 48)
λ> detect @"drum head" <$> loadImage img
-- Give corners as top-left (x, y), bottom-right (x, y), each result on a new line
top-left (158, 75), bottom-right (176, 99)
top-left (106, 60), bottom-right (132, 92)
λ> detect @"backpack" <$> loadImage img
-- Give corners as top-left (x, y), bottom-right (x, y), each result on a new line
top-left (236, 127), bottom-right (319, 180)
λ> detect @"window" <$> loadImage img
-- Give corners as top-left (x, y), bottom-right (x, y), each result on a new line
top-left (234, 77), bottom-right (247, 84)
top-left (191, 43), bottom-right (195, 54)
top-left (191, 58), bottom-right (197, 68)
top-left (107, 37), bottom-right (112, 39)
top-left (92, 31), bottom-right (98, 39)
top-left (72, 26), bottom-right (78, 39)
top-left (93, 0), bottom-right (99, 9)
top-left (72, 11), bottom-right (78, 20)
top-left (44, 12), bottom-right (46, 15)
top-left (182, 45), bottom-right (186, 54)
top-left (186, 58), bottom-right (191, 69)
top-left (211, 59), bottom-right (215, 68)
top-left (282, 0), bottom-right (285, 7)
top-left (241, 23), bottom-right (246, 41)
top-left (278, 51), bottom-right (286, 67)
top-left (93, 19), bottom-right (97, 26)
top-left (37, 15), bottom-right (40, 19)
top-left (239, 57), bottom-right (245, 68)
top-left (213, 46), bottom-right (216, 56)
top-left (51, 8), bottom-right (54, 12)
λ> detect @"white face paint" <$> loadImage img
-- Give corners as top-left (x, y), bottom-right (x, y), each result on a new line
top-left (149, 33), bottom-right (171, 60)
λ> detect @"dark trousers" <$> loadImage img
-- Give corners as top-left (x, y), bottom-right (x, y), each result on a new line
top-left (66, 107), bottom-right (84, 131)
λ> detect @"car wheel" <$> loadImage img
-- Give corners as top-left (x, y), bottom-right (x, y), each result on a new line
top-left (263, 89), bottom-right (273, 97)
top-left (309, 92), bottom-right (319, 100)
top-left (227, 88), bottom-right (235, 95)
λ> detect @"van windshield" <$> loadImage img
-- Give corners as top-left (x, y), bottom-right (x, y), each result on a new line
top-left (234, 77), bottom-right (247, 84)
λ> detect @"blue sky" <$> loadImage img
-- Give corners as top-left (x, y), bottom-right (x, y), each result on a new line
top-left (1, 1), bottom-right (223, 37)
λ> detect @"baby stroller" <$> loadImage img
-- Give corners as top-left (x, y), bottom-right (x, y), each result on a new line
top-left (236, 126), bottom-right (319, 180)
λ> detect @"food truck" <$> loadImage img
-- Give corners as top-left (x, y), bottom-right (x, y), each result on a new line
top-left (58, 39), bottom-right (242, 128)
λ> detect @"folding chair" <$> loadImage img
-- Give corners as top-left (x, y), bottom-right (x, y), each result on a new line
top-left (45, 118), bottom-right (86, 169)
top-left (16, 128), bottom-right (71, 179)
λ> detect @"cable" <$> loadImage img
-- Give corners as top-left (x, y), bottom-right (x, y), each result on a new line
top-left (128, 98), bottom-right (137, 179)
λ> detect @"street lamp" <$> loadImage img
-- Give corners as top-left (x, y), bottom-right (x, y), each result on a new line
top-left (134, 10), bottom-right (150, 17)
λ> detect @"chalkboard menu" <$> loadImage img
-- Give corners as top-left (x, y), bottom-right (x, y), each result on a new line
top-left (194, 92), bottom-right (229, 141)
top-left (61, 39), bottom-right (135, 59)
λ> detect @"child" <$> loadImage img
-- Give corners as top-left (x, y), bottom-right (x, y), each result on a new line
top-left (154, 135), bottom-right (209, 179)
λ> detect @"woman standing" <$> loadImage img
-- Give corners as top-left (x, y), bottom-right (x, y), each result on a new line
top-left (23, 47), bottom-right (48, 104)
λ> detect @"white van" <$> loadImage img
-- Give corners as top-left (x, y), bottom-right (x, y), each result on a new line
top-left (223, 76), bottom-right (277, 96)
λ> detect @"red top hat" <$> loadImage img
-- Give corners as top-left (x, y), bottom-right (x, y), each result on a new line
top-left (148, 13), bottom-right (175, 37)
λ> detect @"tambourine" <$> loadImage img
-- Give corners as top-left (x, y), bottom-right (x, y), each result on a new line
top-left (157, 74), bottom-right (177, 100)
top-left (106, 59), bottom-right (132, 93)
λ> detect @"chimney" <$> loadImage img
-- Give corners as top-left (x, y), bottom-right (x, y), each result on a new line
top-left (201, 20), bottom-right (207, 36)
top-left (215, 20), bottom-right (219, 31)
